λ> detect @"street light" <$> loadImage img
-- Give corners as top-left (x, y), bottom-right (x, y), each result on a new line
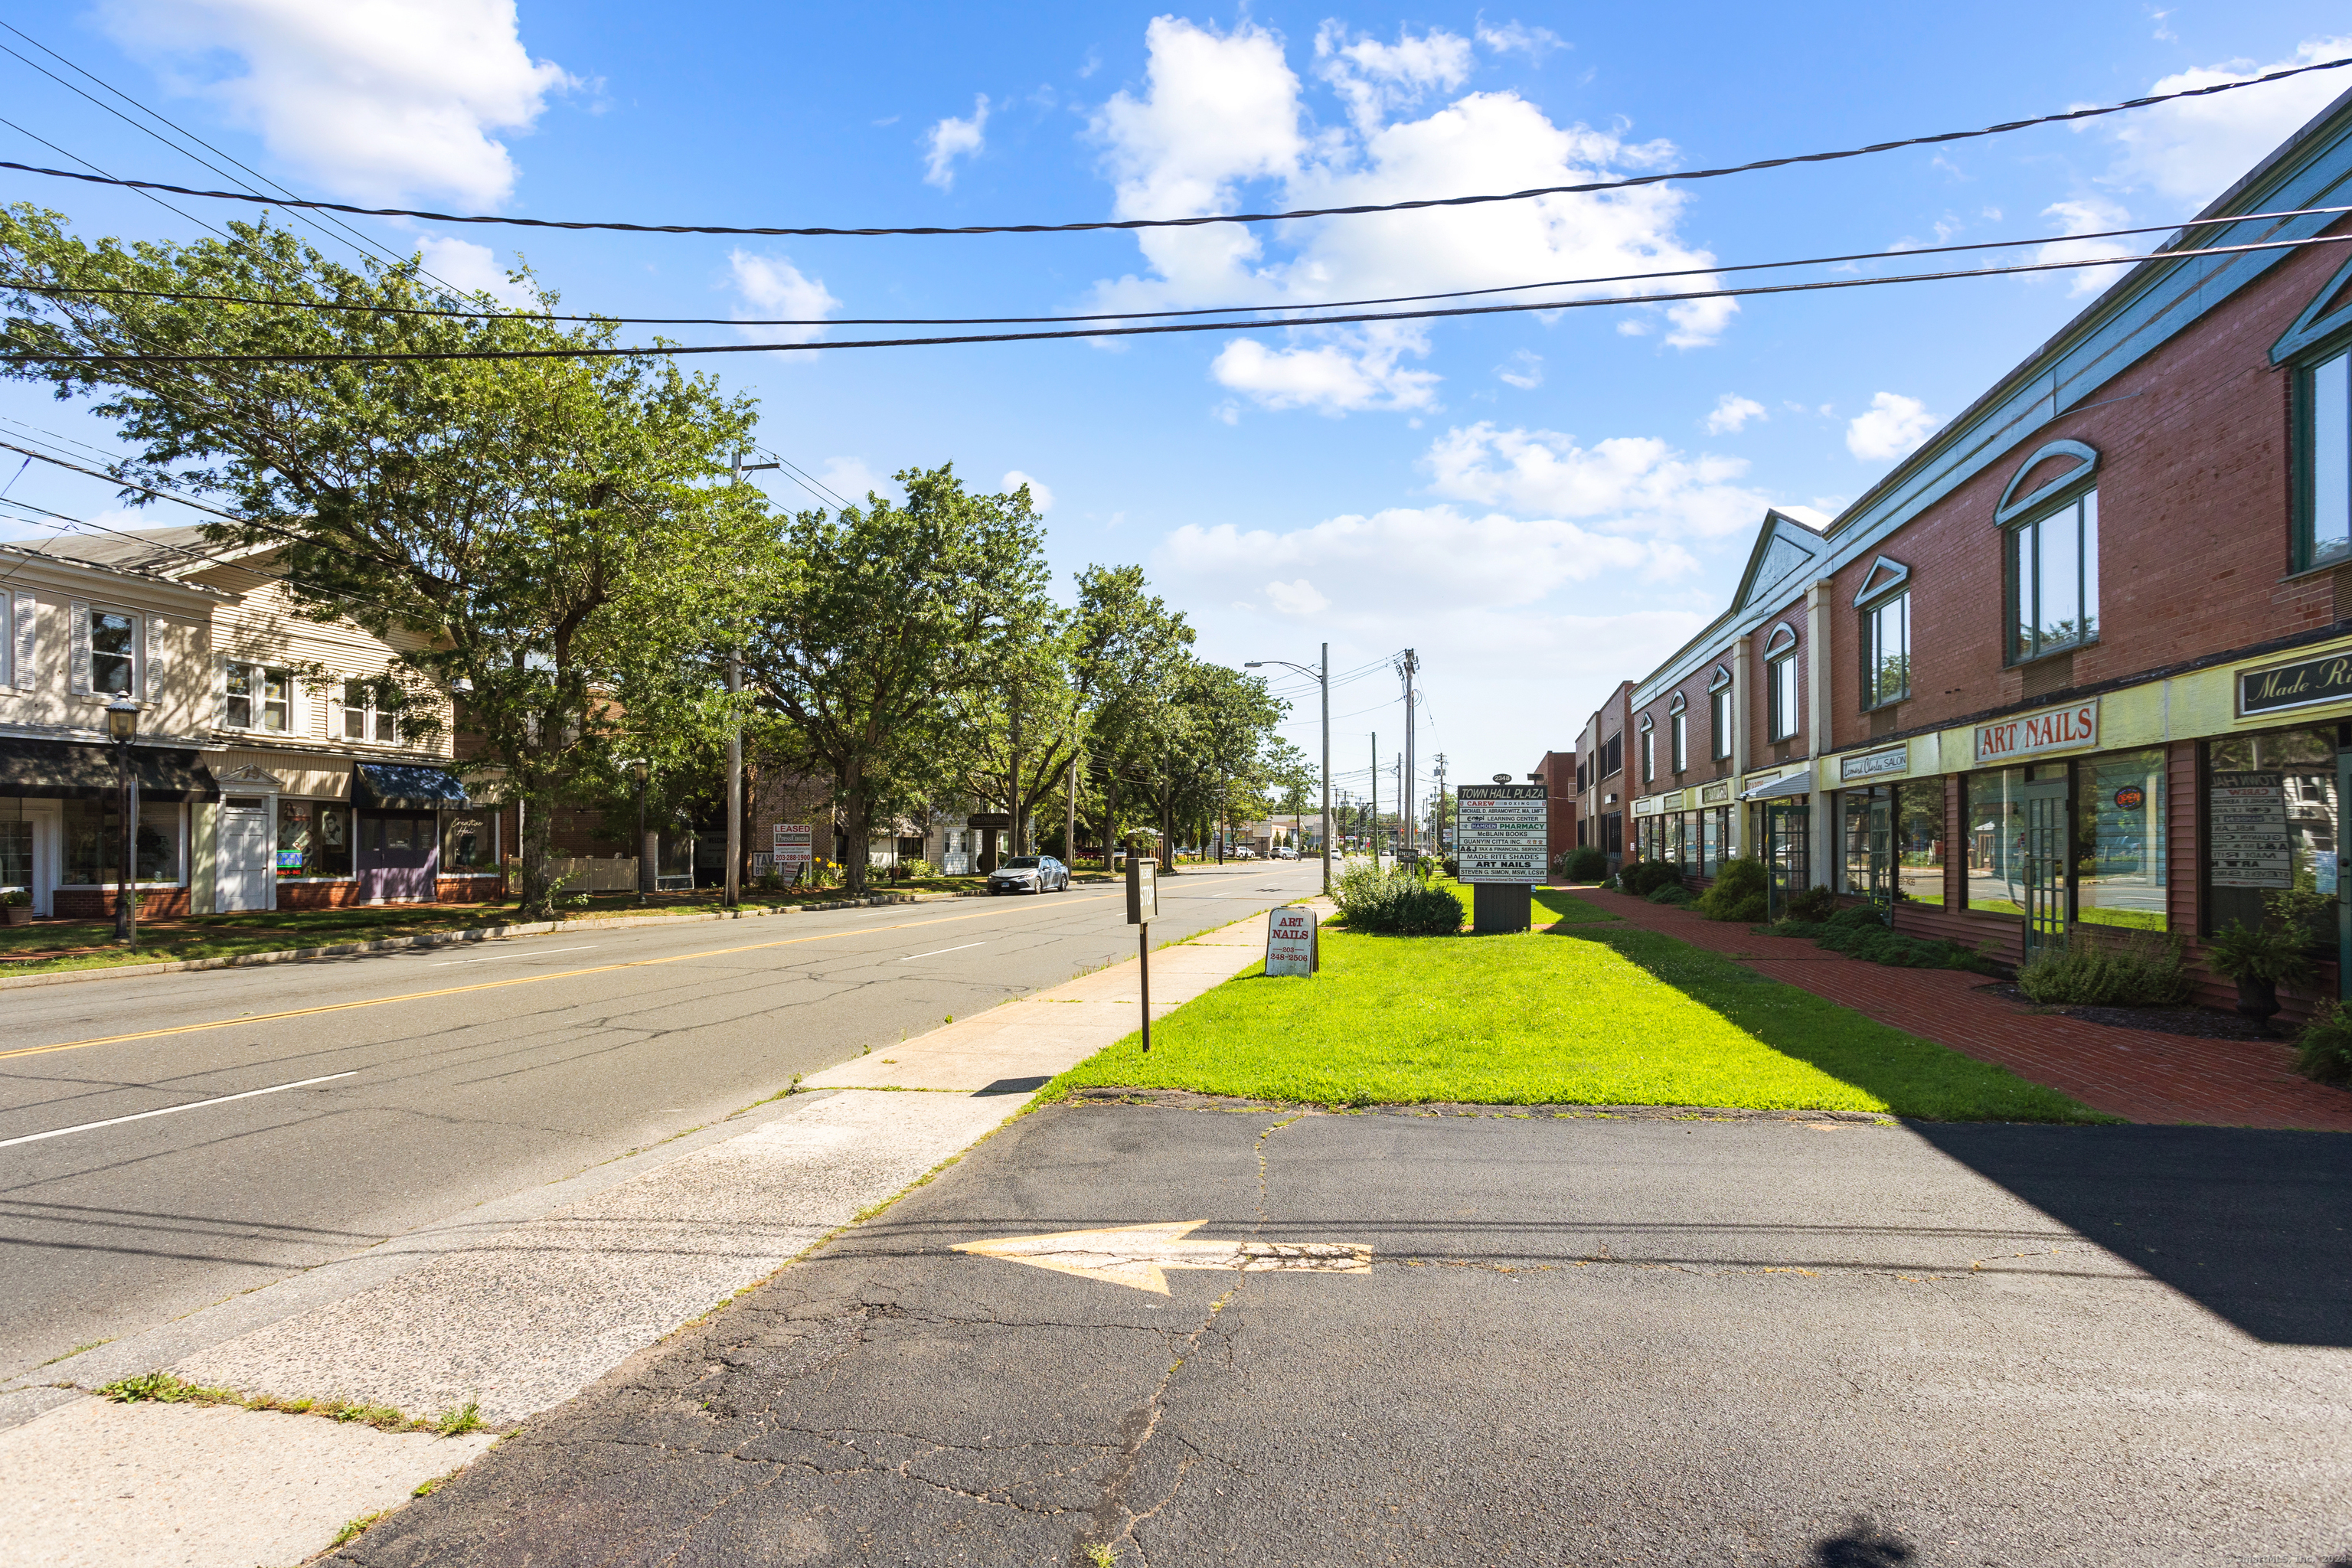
top-left (1244, 645), bottom-right (1331, 898)
top-left (104, 693), bottom-right (139, 947)
top-left (629, 757), bottom-right (651, 905)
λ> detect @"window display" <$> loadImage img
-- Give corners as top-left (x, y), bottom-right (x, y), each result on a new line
top-left (276, 800), bottom-right (351, 878)
top-left (1895, 778), bottom-right (1944, 905)
top-left (2208, 727), bottom-right (2337, 941)
top-left (64, 799), bottom-right (180, 884)
top-left (1965, 769), bottom-right (2030, 916)
top-left (2077, 749), bottom-right (2167, 930)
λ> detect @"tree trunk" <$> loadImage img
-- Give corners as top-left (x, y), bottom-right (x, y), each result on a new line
top-left (843, 758), bottom-right (871, 895)
top-left (516, 776), bottom-right (560, 920)
top-left (1158, 791), bottom-right (1174, 873)
top-left (1104, 768), bottom-right (1118, 872)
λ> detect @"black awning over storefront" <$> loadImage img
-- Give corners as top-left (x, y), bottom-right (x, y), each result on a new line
top-left (353, 762), bottom-right (470, 810)
top-left (0, 737), bottom-right (220, 802)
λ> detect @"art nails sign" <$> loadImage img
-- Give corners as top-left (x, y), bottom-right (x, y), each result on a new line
top-left (1974, 698), bottom-right (2099, 766)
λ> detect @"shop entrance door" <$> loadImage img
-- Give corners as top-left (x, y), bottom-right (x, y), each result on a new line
top-left (1764, 799), bottom-right (1809, 920)
top-left (359, 811), bottom-right (438, 903)
top-left (218, 794), bottom-right (273, 912)
top-left (2340, 750), bottom-right (2351, 1001)
top-left (2019, 776), bottom-right (2069, 956)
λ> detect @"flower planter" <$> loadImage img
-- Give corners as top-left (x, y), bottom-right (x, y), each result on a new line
top-left (2234, 975), bottom-right (2282, 1037)
top-left (2, 904), bottom-right (31, 926)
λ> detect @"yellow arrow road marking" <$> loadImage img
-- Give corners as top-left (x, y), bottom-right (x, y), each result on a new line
top-left (0, 895), bottom-right (1119, 1063)
top-left (954, 1219), bottom-right (1372, 1295)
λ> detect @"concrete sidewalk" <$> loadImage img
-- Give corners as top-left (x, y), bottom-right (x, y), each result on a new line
top-left (0, 905), bottom-right (1308, 1568)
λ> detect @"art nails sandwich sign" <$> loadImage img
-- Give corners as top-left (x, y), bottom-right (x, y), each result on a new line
top-left (1974, 699), bottom-right (2099, 766)
top-left (1264, 905), bottom-right (1319, 977)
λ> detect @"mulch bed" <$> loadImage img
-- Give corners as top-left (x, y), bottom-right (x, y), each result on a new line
top-left (1978, 982), bottom-right (2275, 1041)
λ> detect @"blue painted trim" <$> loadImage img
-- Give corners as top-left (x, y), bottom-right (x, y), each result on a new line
top-left (1993, 440), bottom-right (2100, 525)
top-left (2271, 249), bottom-right (2352, 363)
top-left (1848, 554), bottom-right (1912, 609)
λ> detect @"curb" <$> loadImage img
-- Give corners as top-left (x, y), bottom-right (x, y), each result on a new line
top-left (0, 890), bottom-right (968, 993)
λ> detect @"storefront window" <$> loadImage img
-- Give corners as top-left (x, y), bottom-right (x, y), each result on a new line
top-left (64, 799), bottom-right (181, 884)
top-left (1701, 809), bottom-right (1721, 875)
top-left (2076, 749), bottom-right (2167, 931)
top-left (1893, 779), bottom-right (1945, 905)
top-left (1840, 786), bottom-right (1893, 899)
top-left (0, 816), bottom-right (29, 893)
top-left (2209, 727), bottom-right (2337, 942)
top-left (276, 800), bottom-right (352, 878)
top-left (445, 815), bottom-right (488, 869)
top-left (1966, 769), bottom-right (2030, 916)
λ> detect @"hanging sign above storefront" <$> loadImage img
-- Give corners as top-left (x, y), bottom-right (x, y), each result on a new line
top-left (1699, 781), bottom-right (1733, 805)
top-left (1973, 698), bottom-right (2099, 766)
top-left (2210, 771), bottom-right (2292, 888)
top-left (1456, 783), bottom-right (1547, 884)
top-left (1838, 745), bottom-right (1909, 782)
top-left (2239, 649), bottom-right (2352, 717)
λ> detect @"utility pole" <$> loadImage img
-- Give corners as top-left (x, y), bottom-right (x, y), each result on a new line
top-left (1369, 730), bottom-right (1378, 870)
top-left (1432, 752), bottom-right (1448, 855)
top-left (1396, 648), bottom-right (1419, 859)
top-left (1066, 757), bottom-right (1077, 871)
top-left (725, 449), bottom-right (776, 909)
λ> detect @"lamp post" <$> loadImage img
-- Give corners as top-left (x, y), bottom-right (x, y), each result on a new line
top-left (630, 757), bottom-right (651, 906)
top-left (104, 694), bottom-right (139, 947)
top-left (1244, 643), bottom-right (1331, 898)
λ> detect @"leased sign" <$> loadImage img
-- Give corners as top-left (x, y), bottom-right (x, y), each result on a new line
top-left (1456, 783), bottom-right (1548, 884)
top-left (771, 823), bottom-right (814, 867)
top-left (1974, 698), bottom-right (2099, 766)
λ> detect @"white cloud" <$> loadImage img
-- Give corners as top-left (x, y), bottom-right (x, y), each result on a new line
top-left (100, 0), bottom-right (574, 206)
top-left (1263, 578), bottom-right (1330, 615)
top-left (2097, 37), bottom-right (2352, 207)
top-left (416, 235), bottom-right (531, 305)
top-left (1845, 393), bottom-right (1940, 462)
top-left (818, 457), bottom-right (892, 507)
top-left (727, 250), bottom-right (838, 347)
top-left (2034, 198), bottom-right (2138, 296)
top-left (1704, 394), bottom-right (1766, 435)
top-left (1211, 323), bottom-right (1439, 414)
top-left (1475, 20), bottom-right (1566, 60)
top-left (1001, 470), bottom-right (1054, 511)
top-left (1497, 350), bottom-right (1543, 389)
top-left (923, 94), bottom-right (990, 189)
top-left (1087, 18), bottom-right (1733, 418)
top-left (1423, 422), bottom-right (1779, 538)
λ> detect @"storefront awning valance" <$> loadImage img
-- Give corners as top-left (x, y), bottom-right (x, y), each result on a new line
top-left (1739, 769), bottom-right (1812, 803)
top-left (353, 763), bottom-right (469, 810)
top-left (0, 737), bottom-right (220, 802)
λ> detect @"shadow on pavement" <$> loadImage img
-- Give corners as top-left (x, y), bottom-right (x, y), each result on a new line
top-left (1814, 1521), bottom-right (1913, 1566)
top-left (1911, 1122), bottom-right (2352, 1348)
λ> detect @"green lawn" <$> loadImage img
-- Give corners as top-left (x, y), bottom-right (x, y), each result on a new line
top-left (1047, 892), bottom-right (2105, 1121)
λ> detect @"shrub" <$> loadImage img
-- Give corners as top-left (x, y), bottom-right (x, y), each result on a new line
top-left (1619, 860), bottom-right (1683, 898)
top-left (1441, 856), bottom-right (1461, 878)
top-left (1331, 861), bottom-right (1464, 936)
top-left (1697, 858), bottom-right (1768, 923)
top-left (1827, 901), bottom-right (1890, 931)
top-left (2016, 928), bottom-right (2194, 1008)
top-left (2294, 1001), bottom-right (2352, 1086)
top-left (900, 858), bottom-right (938, 879)
top-left (1557, 845), bottom-right (1609, 883)
top-left (1784, 884), bottom-right (1837, 923)
top-left (1647, 884), bottom-right (1696, 906)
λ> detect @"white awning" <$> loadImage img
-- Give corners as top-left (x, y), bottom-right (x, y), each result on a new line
top-left (1739, 769), bottom-right (1813, 802)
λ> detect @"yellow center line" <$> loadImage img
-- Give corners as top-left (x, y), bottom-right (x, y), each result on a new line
top-left (0, 894), bottom-right (1122, 1063)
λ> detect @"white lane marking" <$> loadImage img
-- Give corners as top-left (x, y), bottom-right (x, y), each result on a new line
top-left (431, 945), bottom-right (599, 966)
top-left (0, 1072), bottom-right (361, 1151)
top-left (900, 942), bottom-right (986, 962)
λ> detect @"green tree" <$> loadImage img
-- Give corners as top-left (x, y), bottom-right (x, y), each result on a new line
top-left (0, 208), bottom-right (762, 918)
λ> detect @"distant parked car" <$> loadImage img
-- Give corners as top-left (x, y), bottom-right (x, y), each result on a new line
top-left (1230, 845), bottom-right (1256, 859)
top-left (1272, 845), bottom-right (1298, 860)
top-left (988, 855), bottom-right (1070, 894)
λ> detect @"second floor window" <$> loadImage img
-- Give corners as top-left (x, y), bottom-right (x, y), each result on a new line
top-left (1862, 591), bottom-right (1910, 708)
top-left (225, 663), bottom-right (292, 731)
top-left (2008, 489), bottom-right (2099, 662)
top-left (2306, 347), bottom-right (2351, 571)
top-left (90, 609), bottom-right (136, 695)
top-left (1671, 709), bottom-right (1687, 773)
top-left (1639, 724), bottom-right (1655, 782)
top-left (343, 681), bottom-right (401, 743)
top-left (1709, 687), bottom-right (1730, 760)
top-left (1769, 653), bottom-right (1799, 741)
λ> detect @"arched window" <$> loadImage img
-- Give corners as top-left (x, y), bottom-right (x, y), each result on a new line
top-left (1997, 440), bottom-right (2099, 664)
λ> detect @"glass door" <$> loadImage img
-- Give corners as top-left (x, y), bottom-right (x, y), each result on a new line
top-left (1765, 799), bottom-right (1809, 919)
top-left (2019, 776), bottom-right (2069, 956)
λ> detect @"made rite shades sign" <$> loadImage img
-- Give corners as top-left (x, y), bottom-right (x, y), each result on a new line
top-left (2239, 649), bottom-right (2352, 717)
top-left (1973, 698), bottom-right (2099, 766)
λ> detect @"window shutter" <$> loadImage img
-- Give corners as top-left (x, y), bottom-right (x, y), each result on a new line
top-left (217, 656), bottom-right (231, 730)
top-left (132, 616), bottom-right (145, 699)
top-left (68, 600), bottom-right (90, 694)
top-left (3, 592), bottom-right (24, 688)
top-left (287, 671), bottom-right (307, 736)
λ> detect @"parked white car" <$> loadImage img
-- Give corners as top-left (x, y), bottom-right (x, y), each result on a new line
top-left (987, 855), bottom-right (1070, 894)
top-left (1272, 846), bottom-right (1298, 860)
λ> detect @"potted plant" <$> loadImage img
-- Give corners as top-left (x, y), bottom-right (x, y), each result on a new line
top-left (2205, 888), bottom-right (2324, 1035)
top-left (1, 889), bottom-right (29, 927)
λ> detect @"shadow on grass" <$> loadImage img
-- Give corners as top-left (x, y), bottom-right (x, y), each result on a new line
top-left (1909, 1122), bottom-right (2352, 1347)
top-left (1547, 925), bottom-right (2104, 1125)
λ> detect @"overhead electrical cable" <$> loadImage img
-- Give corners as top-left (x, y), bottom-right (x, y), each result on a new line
top-left (12, 229), bottom-right (2348, 365)
top-left (0, 57), bottom-right (2341, 237)
top-left (0, 111), bottom-right (234, 243)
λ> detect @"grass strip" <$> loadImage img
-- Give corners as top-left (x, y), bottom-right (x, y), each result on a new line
top-left (97, 1370), bottom-right (486, 1435)
top-left (1047, 914), bottom-right (2106, 1122)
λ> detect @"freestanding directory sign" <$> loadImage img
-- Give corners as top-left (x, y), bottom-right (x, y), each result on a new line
top-left (1458, 780), bottom-right (1548, 933)
top-left (1128, 858), bottom-right (1158, 1053)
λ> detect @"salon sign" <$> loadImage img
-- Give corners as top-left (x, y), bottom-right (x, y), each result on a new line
top-left (1973, 698), bottom-right (2099, 766)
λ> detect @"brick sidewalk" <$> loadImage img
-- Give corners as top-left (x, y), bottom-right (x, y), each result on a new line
top-left (1569, 887), bottom-right (2352, 1132)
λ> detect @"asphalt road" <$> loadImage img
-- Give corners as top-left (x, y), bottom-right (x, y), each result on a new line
top-left (0, 861), bottom-right (1322, 1379)
top-left (343, 1100), bottom-right (2352, 1568)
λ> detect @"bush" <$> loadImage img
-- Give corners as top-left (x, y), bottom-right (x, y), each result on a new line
top-left (899, 857), bottom-right (938, 879)
top-left (1557, 845), bottom-right (1608, 883)
top-left (1784, 884), bottom-right (1837, 923)
top-left (1331, 861), bottom-right (1464, 936)
top-left (1647, 884), bottom-right (1696, 906)
top-left (1441, 856), bottom-right (1461, 878)
top-left (2015, 928), bottom-right (2194, 1008)
top-left (2295, 1001), bottom-right (2352, 1086)
top-left (1697, 858), bottom-right (1768, 923)
top-left (1619, 860), bottom-right (1684, 898)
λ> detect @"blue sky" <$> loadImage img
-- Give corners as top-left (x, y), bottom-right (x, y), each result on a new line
top-left (2, 2), bottom-right (2349, 809)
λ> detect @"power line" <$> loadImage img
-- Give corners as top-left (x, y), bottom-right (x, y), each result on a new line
top-left (0, 57), bottom-right (2341, 237)
top-left (11, 228), bottom-right (2344, 365)
top-left (14, 201), bottom-right (2348, 327)
top-left (0, 111), bottom-right (234, 243)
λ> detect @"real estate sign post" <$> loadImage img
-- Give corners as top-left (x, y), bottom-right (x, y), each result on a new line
top-left (1458, 780), bottom-right (1548, 934)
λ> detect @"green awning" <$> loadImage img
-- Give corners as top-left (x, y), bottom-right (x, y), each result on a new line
top-left (0, 737), bottom-right (219, 802)
top-left (353, 763), bottom-right (470, 810)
